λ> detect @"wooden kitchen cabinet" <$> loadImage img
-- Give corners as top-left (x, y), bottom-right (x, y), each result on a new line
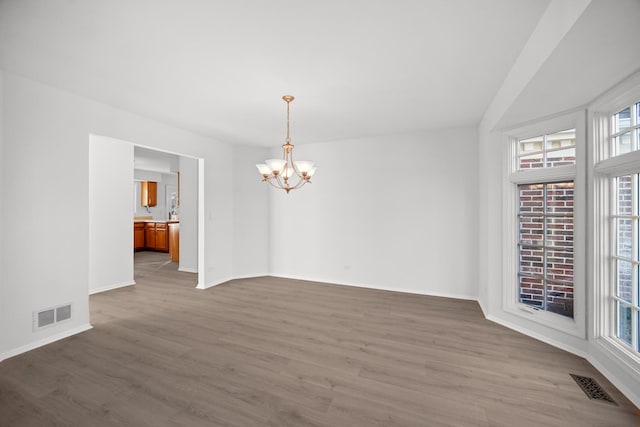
top-left (143, 222), bottom-right (168, 252)
top-left (134, 223), bottom-right (145, 250)
top-left (140, 181), bottom-right (157, 207)
top-left (145, 223), bottom-right (156, 249)
top-left (155, 223), bottom-right (168, 252)
top-left (169, 223), bottom-right (179, 262)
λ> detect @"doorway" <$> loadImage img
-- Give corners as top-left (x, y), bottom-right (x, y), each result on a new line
top-left (88, 134), bottom-right (204, 295)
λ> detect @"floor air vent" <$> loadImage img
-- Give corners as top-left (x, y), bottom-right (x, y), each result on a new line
top-left (33, 303), bottom-right (72, 330)
top-left (570, 374), bottom-right (618, 406)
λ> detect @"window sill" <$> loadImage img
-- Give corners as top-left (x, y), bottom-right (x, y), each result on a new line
top-left (504, 303), bottom-right (584, 339)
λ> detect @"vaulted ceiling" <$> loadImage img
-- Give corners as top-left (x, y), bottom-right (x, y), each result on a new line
top-left (0, 0), bottom-right (552, 146)
top-left (4, 1), bottom-right (639, 148)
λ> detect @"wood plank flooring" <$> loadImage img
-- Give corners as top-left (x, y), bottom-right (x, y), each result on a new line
top-left (1, 251), bottom-right (638, 426)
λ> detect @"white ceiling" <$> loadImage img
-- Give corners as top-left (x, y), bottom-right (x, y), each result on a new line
top-left (0, 0), bottom-right (550, 146)
top-left (496, 0), bottom-right (640, 129)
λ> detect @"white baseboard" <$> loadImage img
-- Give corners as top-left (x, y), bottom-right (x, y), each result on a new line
top-left (196, 282), bottom-right (217, 290)
top-left (178, 267), bottom-right (198, 273)
top-left (270, 274), bottom-right (479, 301)
top-left (477, 298), bottom-right (488, 318)
top-left (231, 273), bottom-right (270, 280)
top-left (587, 341), bottom-right (640, 408)
top-left (195, 273), bottom-right (270, 290)
top-left (485, 314), bottom-right (587, 358)
top-left (194, 273), bottom-right (479, 302)
top-left (89, 280), bottom-right (135, 295)
top-left (196, 275), bottom-right (236, 290)
top-left (588, 355), bottom-right (640, 409)
top-left (0, 323), bottom-right (93, 363)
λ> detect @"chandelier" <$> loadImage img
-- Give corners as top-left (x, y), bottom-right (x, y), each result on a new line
top-left (256, 95), bottom-right (317, 193)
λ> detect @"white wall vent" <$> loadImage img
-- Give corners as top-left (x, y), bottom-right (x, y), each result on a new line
top-left (33, 303), bottom-right (72, 330)
top-left (37, 309), bottom-right (55, 328)
top-left (56, 305), bottom-right (72, 322)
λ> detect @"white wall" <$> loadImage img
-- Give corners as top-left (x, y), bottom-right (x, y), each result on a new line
top-left (0, 70), bottom-right (6, 355)
top-left (2, 72), bottom-right (92, 358)
top-left (89, 135), bottom-right (134, 294)
top-left (0, 71), bottom-right (266, 360)
top-left (178, 156), bottom-right (198, 274)
top-left (269, 128), bottom-right (479, 300)
top-left (232, 145), bottom-right (270, 278)
top-left (133, 170), bottom-right (161, 182)
top-left (476, 126), bottom-right (494, 315)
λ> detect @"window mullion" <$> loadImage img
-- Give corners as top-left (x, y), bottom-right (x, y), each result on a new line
top-left (611, 177), bottom-right (618, 339)
top-left (634, 103), bottom-right (639, 151)
top-left (611, 115), bottom-right (617, 155)
top-left (635, 175), bottom-right (640, 351)
top-left (633, 309), bottom-right (638, 352)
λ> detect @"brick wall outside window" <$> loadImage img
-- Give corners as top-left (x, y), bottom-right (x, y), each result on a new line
top-left (518, 181), bottom-right (574, 318)
top-left (517, 129), bottom-right (576, 170)
top-left (519, 154), bottom-right (576, 169)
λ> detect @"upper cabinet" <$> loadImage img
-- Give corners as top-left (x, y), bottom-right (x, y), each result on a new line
top-left (141, 181), bottom-right (157, 207)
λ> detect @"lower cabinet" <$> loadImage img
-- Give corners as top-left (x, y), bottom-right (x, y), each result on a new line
top-left (134, 223), bottom-right (145, 250)
top-left (145, 223), bottom-right (156, 249)
top-left (168, 223), bottom-right (179, 262)
top-left (155, 223), bottom-right (168, 252)
top-left (139, 222), bottom-right (169, 253)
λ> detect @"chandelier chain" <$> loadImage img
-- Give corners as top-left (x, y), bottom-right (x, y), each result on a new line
top-left (285, 97), bottom-right (291, 144)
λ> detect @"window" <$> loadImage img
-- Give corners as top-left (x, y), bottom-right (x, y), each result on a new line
top-left (504, 115), bottom-right (583, 336)
top-left (518, 181), bottom-right (574, 318)
top-left (592, 75), bottom-right (640, 366)
top-left (611, 103), bottom-right (640, 156)
top-left (594, 98), bottom-right (640, 358)
top-left (514, 128), bottom-right (576, 319)
top-left (518, 129), bottom-right (576, 169)
top-left (612, 174), bottom-right (639, 350)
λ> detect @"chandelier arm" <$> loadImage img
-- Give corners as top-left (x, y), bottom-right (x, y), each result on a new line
top-left (288, 144), bottom-right (304, 178)
top-left (266, 178), bottom-right (285, 190)
top-left (273, 174), bottom-right (285, 189)
top-left (272, 176), bottom-right (289, 190)
top-left (290, 176), bottom-right (307, 190)
top-left (274, 173), bottom-right (292, 191)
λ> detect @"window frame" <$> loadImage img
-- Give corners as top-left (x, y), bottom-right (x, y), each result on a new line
top-left (516, 181), bottom-right (576, 317)
top-left (517, 129), bottom-right (577, 170)
top-left (591, 72), bottom-right (640, 368)
top-left (503, 112), bottom-right (586, 338)
top-left (610, 174), bottom-right (639, 350)
top-left (611, 103), bottom-right (640, 156)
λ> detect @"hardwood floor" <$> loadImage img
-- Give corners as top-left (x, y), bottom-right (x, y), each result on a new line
top-left (1, 251), bottom-right (638, 426)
